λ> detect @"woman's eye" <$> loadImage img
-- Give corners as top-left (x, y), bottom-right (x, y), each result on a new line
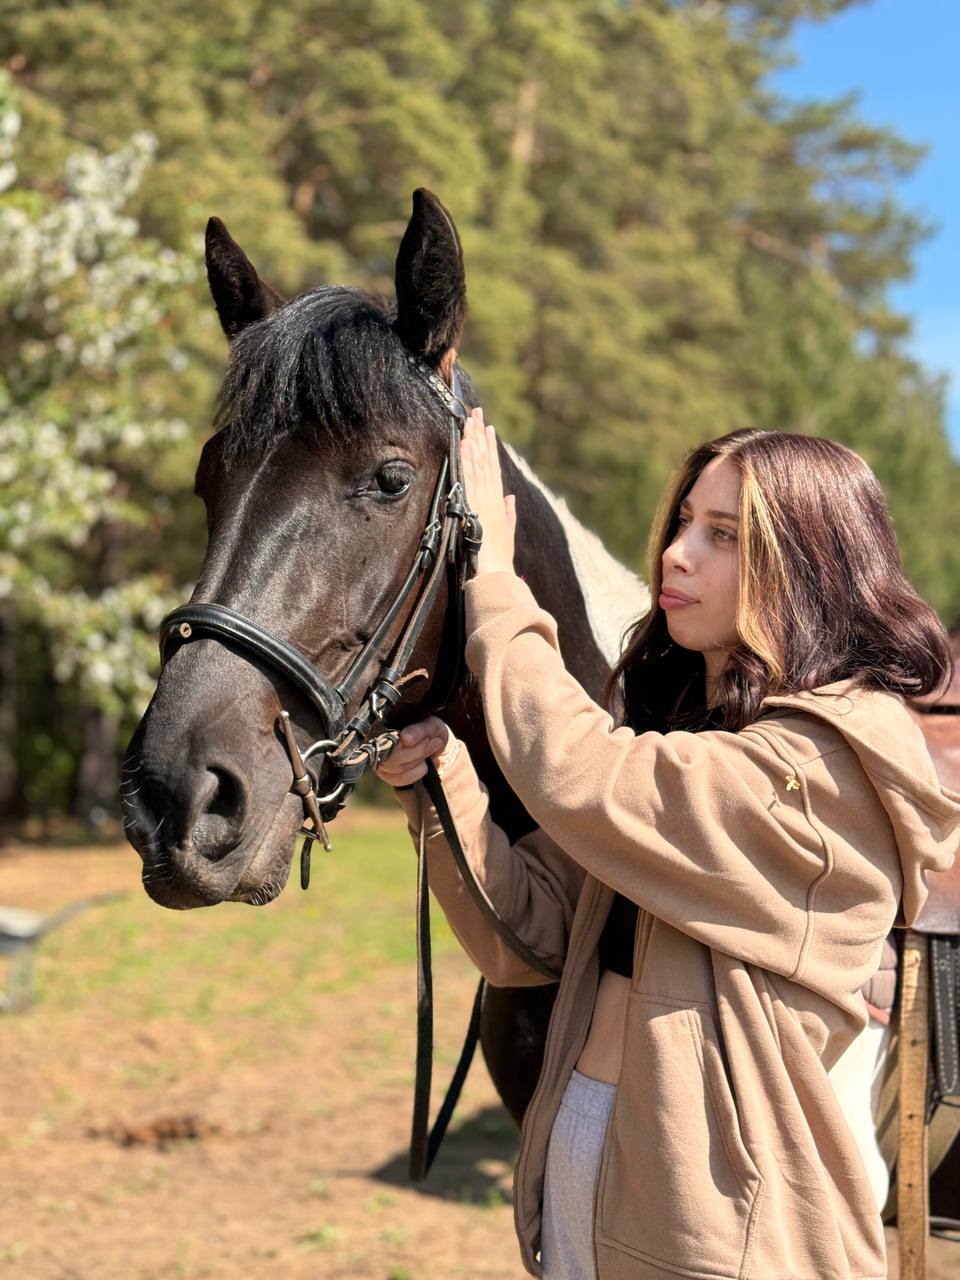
top-left (374, 463), bottom-right (414, 497)
top-left (713, 527), bottom-right (735, 542)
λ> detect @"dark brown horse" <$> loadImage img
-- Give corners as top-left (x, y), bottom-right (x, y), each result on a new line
top-left (122, 189), bottom-right (645, 1124)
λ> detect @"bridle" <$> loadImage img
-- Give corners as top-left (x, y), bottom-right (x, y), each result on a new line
top-left (158, 352), bottom-right (480, 887)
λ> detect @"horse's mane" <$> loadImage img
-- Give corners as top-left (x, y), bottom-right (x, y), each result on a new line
top-left (214, 286), bottom-right (455, 465)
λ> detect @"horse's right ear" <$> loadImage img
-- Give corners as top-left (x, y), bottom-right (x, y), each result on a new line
top-left (393, 189), bottom-right (466, 369)
top-left (205, 217), bottom-right (286, 340)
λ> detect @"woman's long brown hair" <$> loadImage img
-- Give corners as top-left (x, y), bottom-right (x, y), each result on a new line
top-left (608, 428), bottom-right (954, 734)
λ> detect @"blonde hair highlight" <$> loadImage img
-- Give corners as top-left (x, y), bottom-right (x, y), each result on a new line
top-left (734, 460), bottom-right (789, 687)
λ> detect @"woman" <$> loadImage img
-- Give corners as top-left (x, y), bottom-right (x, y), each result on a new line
top-left (377, 414), bottom-right (960, 1280)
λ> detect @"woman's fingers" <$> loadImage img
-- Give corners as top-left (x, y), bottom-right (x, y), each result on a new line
top-left (460, 408), bottom-right (517, 576)
top-left (375, 716), bottom-right (449, 786)
top-left (399, 715), bottom-right (448, 748)
top-left (378, 759), bottom-right (428, 787)
top-left (381, 735), bottom-right (445, 769)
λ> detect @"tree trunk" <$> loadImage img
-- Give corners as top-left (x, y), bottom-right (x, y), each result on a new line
top-left (0, 602), bottom-right (23, 830)
top-left (72, 704), bottom-right (121, 825)
top-left (71, 518), bottom-right (126, 827)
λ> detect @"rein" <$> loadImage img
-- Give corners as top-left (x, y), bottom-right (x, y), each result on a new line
top-left (155, 353), bottom-right (541, 1181)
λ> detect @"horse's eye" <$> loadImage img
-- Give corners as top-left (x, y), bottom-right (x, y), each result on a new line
top-left (375, 462), bottom-right (414, 497)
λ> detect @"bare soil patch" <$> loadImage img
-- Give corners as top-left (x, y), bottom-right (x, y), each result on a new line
top-left (0, 831), bottom-right (953, 1278)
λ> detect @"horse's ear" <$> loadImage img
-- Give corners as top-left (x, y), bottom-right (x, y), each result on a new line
top-left (393, 189), bottom-right (466, 369)
top-left (205, 217), bottom-right (286, 340)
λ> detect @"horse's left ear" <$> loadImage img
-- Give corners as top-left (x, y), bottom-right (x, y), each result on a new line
top-left (205, 217), bottom-right (286, 340)
top-left (393, 189), bottom-right (466, 370)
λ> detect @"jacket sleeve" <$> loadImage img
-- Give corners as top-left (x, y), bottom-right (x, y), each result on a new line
top-left (391, 737), bottom-right (585, 988)
top-left (462, 572), bottom-right (853, 983)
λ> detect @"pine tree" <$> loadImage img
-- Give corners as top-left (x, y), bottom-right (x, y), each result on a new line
top-left (2, 0), bottom-right (956, 817)
top-left (0, 73), bottom-right (194, 818)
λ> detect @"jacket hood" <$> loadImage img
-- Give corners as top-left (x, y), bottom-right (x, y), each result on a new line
top-left (759, 679), bottom-right (960, 927)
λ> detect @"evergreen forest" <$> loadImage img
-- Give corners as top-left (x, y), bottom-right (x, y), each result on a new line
top-left (2, 0), bottom-right (957, 822)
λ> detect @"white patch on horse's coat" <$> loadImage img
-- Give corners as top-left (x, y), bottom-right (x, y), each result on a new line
top-left (505, 445), bottom-right (649, 667)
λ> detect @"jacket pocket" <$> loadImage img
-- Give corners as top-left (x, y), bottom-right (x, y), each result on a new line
top-left (596, 993), bottom-right (764, 1279)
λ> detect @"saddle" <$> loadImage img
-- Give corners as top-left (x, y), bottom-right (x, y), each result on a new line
top-left (880, 651), bottom-right (960, 1272)
top-left (907, 662), bottom-right (960, 1133)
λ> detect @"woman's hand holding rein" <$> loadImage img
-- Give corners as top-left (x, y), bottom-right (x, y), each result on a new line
top-left (375, 716), bottom-right (452, 787)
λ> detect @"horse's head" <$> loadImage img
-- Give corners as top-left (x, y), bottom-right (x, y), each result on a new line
top-left (123, 189), bottom-right (474, 908)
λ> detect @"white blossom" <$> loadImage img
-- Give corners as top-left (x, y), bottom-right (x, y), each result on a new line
top-left (0, 69), bottom-right (199, 718)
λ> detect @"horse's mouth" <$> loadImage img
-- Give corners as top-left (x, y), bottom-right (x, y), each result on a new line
top-left (228, 877), bottom-right (289, 907)
top-left (140, 856), bottom-right (292, 910)
top-left (135, 794), bottom-right (302, 910)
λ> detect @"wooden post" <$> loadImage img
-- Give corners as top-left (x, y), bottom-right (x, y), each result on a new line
top-left (897, 930), bottom-right (929, 1279)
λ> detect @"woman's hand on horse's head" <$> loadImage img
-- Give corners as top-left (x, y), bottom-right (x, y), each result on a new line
top-left (461, 407), bottom-right (517, 577)
top-left (376, 716), bottom-right (453, 787)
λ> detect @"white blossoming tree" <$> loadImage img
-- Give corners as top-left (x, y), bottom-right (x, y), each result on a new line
top-left (0, 71), bottom-right (198, 823)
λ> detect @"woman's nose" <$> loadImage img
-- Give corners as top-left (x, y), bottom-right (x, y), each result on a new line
top-left (663, 535), bottom-right (691, 575)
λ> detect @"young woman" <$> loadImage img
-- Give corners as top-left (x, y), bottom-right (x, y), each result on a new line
top-left (377, 414), bottom-right (960, 1280)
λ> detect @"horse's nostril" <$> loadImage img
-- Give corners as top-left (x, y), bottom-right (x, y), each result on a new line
top-left (192, 766), bottom-right (245, 862)
top-left (206, 767), bottom-right (240, 820)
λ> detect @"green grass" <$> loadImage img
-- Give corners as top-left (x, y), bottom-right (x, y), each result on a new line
top-left (31, 818), bottom-right (459, 1027)
top-left (295, 1223), bottom-right (342, 1251)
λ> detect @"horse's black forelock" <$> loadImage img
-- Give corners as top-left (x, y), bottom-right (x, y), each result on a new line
top-left (214, 286), bottom-right (459, 466)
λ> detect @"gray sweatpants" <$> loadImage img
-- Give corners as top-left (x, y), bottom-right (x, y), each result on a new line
top-left (541, 1069), bottom-right (617, 1280)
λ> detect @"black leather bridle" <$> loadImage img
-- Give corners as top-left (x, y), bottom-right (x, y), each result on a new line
top-left (159, 353), bottom-right (480, 888)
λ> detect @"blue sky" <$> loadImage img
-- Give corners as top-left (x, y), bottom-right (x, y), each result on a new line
top-left (772, 0), bottom-right (959, 457)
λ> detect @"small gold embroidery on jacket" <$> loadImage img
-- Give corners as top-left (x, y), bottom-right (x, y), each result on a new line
top-left (784, 774), bottom-right (800, 791)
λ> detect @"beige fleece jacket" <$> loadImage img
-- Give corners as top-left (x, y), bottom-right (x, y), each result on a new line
top-left (393, 572), bottom-right (960, 1280)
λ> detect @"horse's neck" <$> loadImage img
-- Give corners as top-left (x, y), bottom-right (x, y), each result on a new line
top-left (443, 444), bottom-right (649, 841)
top-left (503, 445), bottom-right (649, 687)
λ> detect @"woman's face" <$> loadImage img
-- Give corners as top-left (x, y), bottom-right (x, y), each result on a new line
top-left (660, 455), bottom-right (741, 679)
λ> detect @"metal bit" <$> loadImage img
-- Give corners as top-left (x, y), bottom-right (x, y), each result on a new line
top-left (279, 711), bottom-right (333, 891)
top-left (303, 788), bottom-right (332, 853)
top-left (280, 709), bottom-right (310, 780)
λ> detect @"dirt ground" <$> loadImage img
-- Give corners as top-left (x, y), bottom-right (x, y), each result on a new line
top-left (0, 831), bottom-right (955, 1279)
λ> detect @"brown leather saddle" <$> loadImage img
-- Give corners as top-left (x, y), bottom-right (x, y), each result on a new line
top-left (886, 642), bottom-right (960, 1247)
top-left (907, 652), bottom-right (960, 1153)
top-left (908, 657), bottom-right (960, 933)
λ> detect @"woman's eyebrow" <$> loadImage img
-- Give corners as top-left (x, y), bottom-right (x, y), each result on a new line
top-left (679, 498), bottom-right (739, 522)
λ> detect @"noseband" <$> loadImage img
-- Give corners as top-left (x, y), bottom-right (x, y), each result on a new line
top-left (158, 353), bottom-right (481, 887)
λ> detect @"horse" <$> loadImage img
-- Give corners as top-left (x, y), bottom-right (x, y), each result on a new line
top-left (122, 189), bottom-right (958, 1229)
top-left (122, 188), bottom-right (644, 1129)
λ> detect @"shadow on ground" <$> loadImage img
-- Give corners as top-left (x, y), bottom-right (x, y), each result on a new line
top-left (367, 1104), bottom-right (520, 1204)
